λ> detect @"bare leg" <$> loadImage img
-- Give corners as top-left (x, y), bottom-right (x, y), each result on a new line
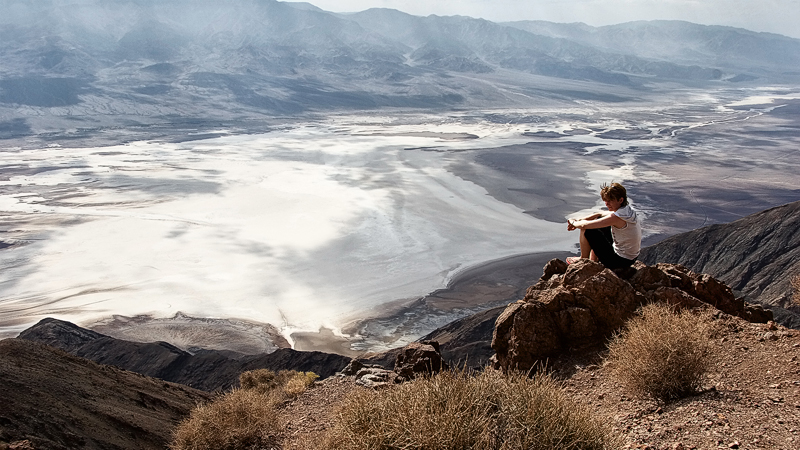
top-left (578, 228), bottom-right (592, 259)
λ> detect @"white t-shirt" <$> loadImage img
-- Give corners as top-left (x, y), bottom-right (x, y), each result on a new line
top-left (611, 205), bottom-right (642, 260)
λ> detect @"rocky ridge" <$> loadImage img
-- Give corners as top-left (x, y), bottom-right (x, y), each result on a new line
top-left (491, 258), bottom-right (772, 372)
top-left (18, 318), bottom-right (350, 392)
top-left (639, 200), bottom-right (800, 326)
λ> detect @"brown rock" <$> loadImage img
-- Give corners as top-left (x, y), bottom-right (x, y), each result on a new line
top-left (630, 265), bottom-right (673, 292)
top-left (563, 258), bottom-right (606, 287)
top-left (541, 258), bottom-right (568, 281)
top-left (553, 306), bottom-right (597, 341)
top-left (491, 258), bottom-right (774, 372)
top-left (492, 300), bottom-right (525, 360)
top-left (354, 367), bottom-right (399, 388)
top-left (7, 441), bottom-right (35, 450)
top-left (394, 341), bottom-right (449, 380)
top-left (742, 303), bottom-right (772, 323)
top-left (571, 266), bottom-right (642, 331)
top-left (492, 300), bottom-right (562, 371)
top-left (691, 273), bottom-right (743, 316)
top-left (652, 287), bottom-right (705, 310)
top-left (524, 286), bottom-right (575, 312)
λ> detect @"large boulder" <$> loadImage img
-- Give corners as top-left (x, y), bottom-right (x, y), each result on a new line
top-left (394, 341), bottom-right (449, 380)
top-left (491, 259), bottom-right (772, 372)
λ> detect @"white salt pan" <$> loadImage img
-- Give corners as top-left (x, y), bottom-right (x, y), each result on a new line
top-left (0, 120), bottom-right (575, 343)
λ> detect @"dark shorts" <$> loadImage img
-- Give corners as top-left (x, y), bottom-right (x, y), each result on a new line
top-left (584, 227), bottom-right (636, 269)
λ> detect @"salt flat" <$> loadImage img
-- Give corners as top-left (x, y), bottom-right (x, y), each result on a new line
top-left (0, 118), bottom-right (573, 344)
top-left (1, 87), bottom-right (799, 352)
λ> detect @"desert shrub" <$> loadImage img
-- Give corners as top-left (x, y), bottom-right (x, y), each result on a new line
top-left (171, 369), bottom-right (318, 450)
top-left (170, 388), bottom-right (281, 450)
top-left (324, 368), bottom-right (619, 450)
top-left (791, 274), bottom-right (800, 306)
top-left (606, 302), bottom-right (716, 401)
top-left (239, 369), bottom-right (318, 399)
top-left (282, 371), bottom-right (319, 397)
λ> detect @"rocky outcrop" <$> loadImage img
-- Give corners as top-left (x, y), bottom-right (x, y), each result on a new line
top-left (340, 359), bottom-right (401, 388)
top-left (394, 341), bottom-right (449, 380)
top-left (639, 200), bottom-right (800, 321)
top-left (18, 318), bottom-right (351, 391)
top-left (491, 258), bottom-right (772, 372)
top-left (339, 341), bottom-right (449, 388)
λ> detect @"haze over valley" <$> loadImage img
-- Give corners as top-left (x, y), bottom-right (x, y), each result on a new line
top-left (1, 0), bottom-right (798, 353)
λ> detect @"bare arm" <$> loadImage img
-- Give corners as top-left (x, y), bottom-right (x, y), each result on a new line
top-left (567, 212), bottom-right (626, 230)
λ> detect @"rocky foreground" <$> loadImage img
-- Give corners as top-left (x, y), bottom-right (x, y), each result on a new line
top-left (277, 316), bottom-right (800, 450)
top-left (279, 258), bottom-right (800, 449)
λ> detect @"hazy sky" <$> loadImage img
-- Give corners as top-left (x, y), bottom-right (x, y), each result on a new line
top-left (306, 0), bottom-right (800, 39)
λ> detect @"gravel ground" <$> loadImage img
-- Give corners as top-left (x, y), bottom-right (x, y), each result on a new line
top-left (277, 316), bottom-right (799, 450)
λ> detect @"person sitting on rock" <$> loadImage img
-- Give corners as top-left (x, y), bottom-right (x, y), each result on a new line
top-left (566, 182), bottom-right (642, 269)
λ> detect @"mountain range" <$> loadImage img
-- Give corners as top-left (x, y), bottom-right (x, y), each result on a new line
top-left (2, 0), bottom-right (800, 138)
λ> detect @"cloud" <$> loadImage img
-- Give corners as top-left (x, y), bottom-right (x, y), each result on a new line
top-left (305, 0), bottom-right (800, 38)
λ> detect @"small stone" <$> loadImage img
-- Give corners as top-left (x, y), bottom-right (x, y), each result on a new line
top-left (728, 441), bottom-right (740, 449)
top-left (767, 321), bottom-right (778, 331)
top-left (8, 441), bottom-right (35, 450)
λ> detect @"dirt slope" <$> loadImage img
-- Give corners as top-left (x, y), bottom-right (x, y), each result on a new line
top-left (0, 339), bottom-right (211, 450)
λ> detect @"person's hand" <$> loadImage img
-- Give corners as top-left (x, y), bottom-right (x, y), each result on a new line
top-left (567, 219), bottom-right (577, 231)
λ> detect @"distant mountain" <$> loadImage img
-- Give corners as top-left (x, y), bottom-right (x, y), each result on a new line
top-left (639, 200), bottom-right (800, 327)
top-left (0, 338), bottom-right (211, 449)
top-left (505, 20), bottom-right (800, 74)
top-left (418, 305), bottom-right (504, 367)
top-left (18, 318), bottom-right (351, 391)
top-left (2, 0), bottom-right (800, 135)
top-left (346, 9), bottom-right (748, 83)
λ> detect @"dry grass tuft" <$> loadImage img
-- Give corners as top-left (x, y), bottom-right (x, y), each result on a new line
top-left (239, 369), bottom-right (318, 398)
top-left (324, 368), bottom-right (619, 450)
top-left (170, 388), bottom-right (281, 450)
top-left (171, 369), bottom-right (318, 450)
top-left (282, 371), bottom-right (319, 397)
top-left (606, 303), bottom-right (716, 401)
